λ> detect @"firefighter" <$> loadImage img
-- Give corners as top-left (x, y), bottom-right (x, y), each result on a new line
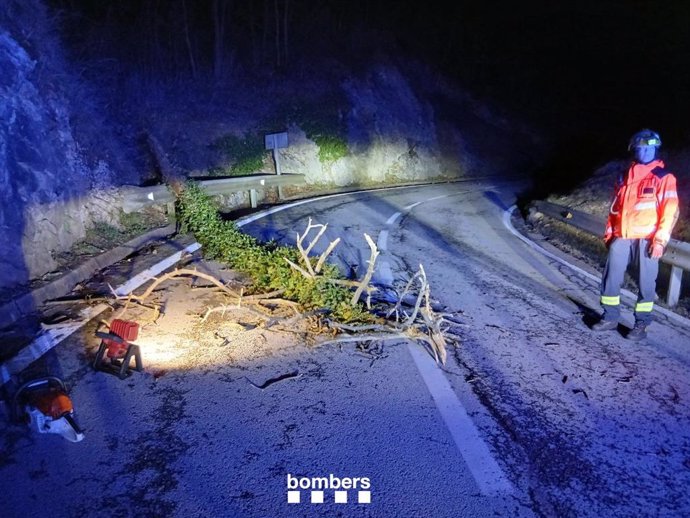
top-left (592, 129), bottom-right (680, 340)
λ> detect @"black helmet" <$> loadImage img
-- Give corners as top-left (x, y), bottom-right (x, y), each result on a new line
top-left (628, 129), bottom-right (662, 151)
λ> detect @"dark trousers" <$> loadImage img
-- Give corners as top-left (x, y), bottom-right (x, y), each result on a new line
top-left (600, 238), bottom-right (659, 324)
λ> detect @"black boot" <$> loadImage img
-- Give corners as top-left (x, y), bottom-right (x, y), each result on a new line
top-left (626, 321), bottom-right (648, 341)
top-left (592, 319), bottom-right (617, 332)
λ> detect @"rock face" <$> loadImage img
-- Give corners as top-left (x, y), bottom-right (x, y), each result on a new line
top-left (278, 65), bottom-right (444, 185)
top-left (0, 28), bottom-right (119, 296)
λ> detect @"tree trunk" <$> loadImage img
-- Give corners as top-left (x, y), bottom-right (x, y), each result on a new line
top-left (213, 0), bottom-right (231, 80)
top-left (182, 0), bottom-right (197, 79)
top-left (274, 0), bottom-right (280, 68)
top-left (283, 0), bottom-right (289, 66)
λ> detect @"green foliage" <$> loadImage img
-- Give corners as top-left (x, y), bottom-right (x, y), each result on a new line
top-left (314, 134), bottom-right (348, 163)
top-left (177, 182), bottom-right (372, 323)
top-left (213, 133), bottom-right (267, 175)
top-left (280, 96), bottom-right (349, 163)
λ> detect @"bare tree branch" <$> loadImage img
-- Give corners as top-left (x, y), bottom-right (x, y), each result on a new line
top-left (315, 237), bottom-right (341, 273)
top-left (285, 257), bottom-right (313, 279)
top-left (113, 268), bottom-right (239, 302)
top-left (351, 233), bottom-right (379, 306)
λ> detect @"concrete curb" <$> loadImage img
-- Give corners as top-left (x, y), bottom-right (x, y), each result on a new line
top-left (0, 224), bottom-right (177, 329)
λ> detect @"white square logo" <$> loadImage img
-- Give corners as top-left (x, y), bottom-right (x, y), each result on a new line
top-left (358, 491), bottom-right (371, 504)
top-left (334, 491), bottom-right (348, 504)
top-left (287, 491), bottom-right (300, 504)
top-left (311, 491), bottom-right (324, 504)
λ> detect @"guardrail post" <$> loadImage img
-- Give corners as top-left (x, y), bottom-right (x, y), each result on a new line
top-left (667, 265), bottom-right (683, 308)
top-left (249, 189), bottom-right (258, 209)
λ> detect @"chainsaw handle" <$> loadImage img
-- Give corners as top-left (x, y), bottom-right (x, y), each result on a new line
top-left (95, 331), bottom-right (127, 344)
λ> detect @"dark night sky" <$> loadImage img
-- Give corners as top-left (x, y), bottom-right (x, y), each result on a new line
top-left (400, 2), bottom-right (690, 143)
top-left (50, 1), bottom-right (690, 157)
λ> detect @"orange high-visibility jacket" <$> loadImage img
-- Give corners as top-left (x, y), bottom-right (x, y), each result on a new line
top-left (604, 159), bottom-right (679, 246)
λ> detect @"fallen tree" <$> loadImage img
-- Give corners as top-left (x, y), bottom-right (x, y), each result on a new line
top-left (109, 181), bottom-right (458, 364)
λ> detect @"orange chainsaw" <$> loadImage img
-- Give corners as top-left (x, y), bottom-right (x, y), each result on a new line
top-left (12, 376), bottom-right (84, 442)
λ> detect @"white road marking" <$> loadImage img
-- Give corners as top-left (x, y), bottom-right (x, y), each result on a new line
top-left (115, 243), bottom-right (201, 296)
top-left (502, 207), bottom-right (598, 283)
top-left (377, 230), bottom-right (389, 251)
top-left (404, 194), bottom-right (453, 212)
top-left (382, 194), bottom-right (514, 495)
top-left (375, 261), bottom-right (394, 286)
top-left (236, 184), bottom-right (427, 227)
top-left (386, 212), bottom-right (402, 225)
top-left (407, 343), bottom-right (515, 495)
top-left (1, 306), bottom-right (108, 385)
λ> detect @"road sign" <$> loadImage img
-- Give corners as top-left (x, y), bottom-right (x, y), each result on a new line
top-left (265, 132), bottom-right (288, 150)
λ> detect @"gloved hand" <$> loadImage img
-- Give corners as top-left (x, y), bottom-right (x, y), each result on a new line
top-left (649, 242), bottom-right (665, 259)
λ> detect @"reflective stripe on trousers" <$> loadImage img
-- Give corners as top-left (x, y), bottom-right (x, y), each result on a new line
top-left (600, 238), bottom-right (658, 323)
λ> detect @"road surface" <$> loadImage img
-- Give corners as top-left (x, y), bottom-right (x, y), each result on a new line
top-left (2, 179), bottom-right (689, 517)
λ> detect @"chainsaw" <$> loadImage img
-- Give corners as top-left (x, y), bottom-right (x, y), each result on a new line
top-left (12, 376), bottom-right (84, 442)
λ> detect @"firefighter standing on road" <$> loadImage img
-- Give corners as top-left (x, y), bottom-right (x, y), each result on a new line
top-left (592, 129), bottom-right (680, 340)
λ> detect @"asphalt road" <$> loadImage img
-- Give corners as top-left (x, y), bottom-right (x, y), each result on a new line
top-left (2, 179), bottom-right (689, 517)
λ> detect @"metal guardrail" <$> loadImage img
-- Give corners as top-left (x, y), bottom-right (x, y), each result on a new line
top-left (121, 174), bottom-right (306, 213)
top-left (533, 200), bottom-right (688, 307)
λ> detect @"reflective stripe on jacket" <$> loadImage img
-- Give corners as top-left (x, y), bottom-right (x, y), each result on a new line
top-left (604, 159), bottom-right (680, 245)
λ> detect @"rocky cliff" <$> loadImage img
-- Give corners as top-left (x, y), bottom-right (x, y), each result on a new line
top-left (0, 2), bottom-right (124, 298)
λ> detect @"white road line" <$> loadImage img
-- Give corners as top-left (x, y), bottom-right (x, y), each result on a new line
top-left (115, 242), bottom-right (201, 296)
top-left (377, 230), bottom-right (389, 251)
top-left (386, 212), bottom-right (402, 225)
top-left (403, 193), bottom-right (457, 212)
top-left (407, 343), bottom-right (515, 495)
top-left (404, 201), bottom-right (423, 210)
top-left (383, 194), bottom-right (513, 495)
top-left (1, 306), bottom-right (108, 385)
top-left (236, 184), bottom-right (426, 227)
top-left (375, 261), bottom-right (394, 286)
top-left (502, 206), bottom-right (599, 283)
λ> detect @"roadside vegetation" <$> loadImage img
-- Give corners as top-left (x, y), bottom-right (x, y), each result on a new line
top-left (287, 97), bottom-right (349, 163)
top-left (176, 182), bottom-right (371, 323)
top-left (211, 133), bottom-right (268, 176)
top-left (210, 95), bottom-right (348, 176)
